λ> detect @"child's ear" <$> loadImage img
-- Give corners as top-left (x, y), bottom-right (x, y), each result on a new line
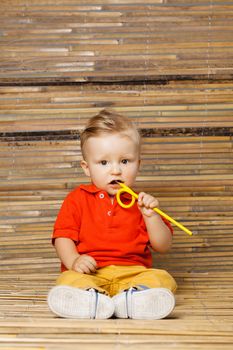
top-left (80, 160), bottom-right (90, 177)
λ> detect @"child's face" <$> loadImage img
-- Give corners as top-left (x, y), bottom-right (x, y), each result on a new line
top-left (81, 132), bottom-right (140, 196)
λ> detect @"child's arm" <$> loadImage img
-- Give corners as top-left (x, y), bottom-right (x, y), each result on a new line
top-left (137, 192), bottom-right (172, 253)
top-left (54, 237), bottom-right (97, 274)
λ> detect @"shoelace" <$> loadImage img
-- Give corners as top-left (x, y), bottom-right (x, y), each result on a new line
top-left (88, 288), bottom-right (98, 319)
top-left (126, 286), bottom-right (149, 318)
top-left (126, 287), bottom-right (137, 318)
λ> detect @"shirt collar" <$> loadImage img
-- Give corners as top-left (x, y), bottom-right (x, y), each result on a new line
top-left (79, 183), bottom-right (134, 200)
top-left (79, 183), bottom-right (102, 194)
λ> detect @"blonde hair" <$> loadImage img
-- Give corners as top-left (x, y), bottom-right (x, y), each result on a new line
top-left (80, 109), bottom-right (141, 158)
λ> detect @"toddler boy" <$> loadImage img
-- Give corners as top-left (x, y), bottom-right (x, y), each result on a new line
top-left (48, 109), bottom-right (177, 319)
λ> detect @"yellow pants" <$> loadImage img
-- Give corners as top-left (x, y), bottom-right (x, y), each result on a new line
top-left (56, 265), bottom-right (177, 297)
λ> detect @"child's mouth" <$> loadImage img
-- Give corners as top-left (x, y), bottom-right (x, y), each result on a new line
top-left (109, 180), bottom-right (123, 185)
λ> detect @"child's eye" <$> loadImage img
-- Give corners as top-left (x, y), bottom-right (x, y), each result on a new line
top-left (100, 160), bottom-right (108, 165)
top-left (121, 159), bottom-right (129, 164)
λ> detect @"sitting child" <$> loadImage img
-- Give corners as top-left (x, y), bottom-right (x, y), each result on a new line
top-left (48, 109), bottom-right (177, 319)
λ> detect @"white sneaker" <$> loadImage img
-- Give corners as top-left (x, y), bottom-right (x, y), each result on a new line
top-left (48, 286), bottom-right (114, 319)
top-left (113, 287), bottom-right (175, 320)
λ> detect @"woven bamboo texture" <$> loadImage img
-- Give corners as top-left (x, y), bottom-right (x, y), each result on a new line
top-left (0, 0), bottom-right (233, 83)
top-left (0, 0), bottom-right (233, 349)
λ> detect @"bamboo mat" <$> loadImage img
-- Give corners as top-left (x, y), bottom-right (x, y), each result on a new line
top-left (0, 272), bottom-right (232, 349)
top-left (1, 0), bottom-right (233, 83)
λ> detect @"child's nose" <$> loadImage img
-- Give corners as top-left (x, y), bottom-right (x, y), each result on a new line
top-left (111, 163), bottom-right (122, 174)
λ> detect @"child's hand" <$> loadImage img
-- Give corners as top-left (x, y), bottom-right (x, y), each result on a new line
top-left (137, 192), bottom-right (160, 218)
top-left (72, 254), bottom-right (97, 274)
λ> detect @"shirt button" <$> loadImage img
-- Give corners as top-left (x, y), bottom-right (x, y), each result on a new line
top-left (99, 193), bottom-right (105, 199)
top-left (107, 211), bottom-right (112, 216)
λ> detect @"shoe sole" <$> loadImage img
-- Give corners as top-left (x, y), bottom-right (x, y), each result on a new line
top-left (113, 288), bottom-right (175, 320)
top-left (48, 286), bottom-right (114, 319)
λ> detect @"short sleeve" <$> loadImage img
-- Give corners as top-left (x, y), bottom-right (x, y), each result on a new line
top-left (52, 191), bottom-right (81, 244)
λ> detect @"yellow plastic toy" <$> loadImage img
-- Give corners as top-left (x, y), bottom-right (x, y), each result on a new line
top-left (116, 182), bottom-right (192, 236)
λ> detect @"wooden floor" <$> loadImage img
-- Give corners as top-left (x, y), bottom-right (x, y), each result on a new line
top-left (0, 271), bottom-right (232, 349)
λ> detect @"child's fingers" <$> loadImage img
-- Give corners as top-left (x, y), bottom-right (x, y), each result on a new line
top-left (137, 192), bottom-right (146, 206)
top-left (148, 199), bottom-right (159, 209)
top-left (138, 192), bottom-right (159, 209)
top-left (88, 256), bottom-right (97, 268)
top-left (73, 255), bottom-right (97, 274)
top-left (75, 262), bottom-right (95, 274)
top-left (77, 263), bottom-right (93, 274)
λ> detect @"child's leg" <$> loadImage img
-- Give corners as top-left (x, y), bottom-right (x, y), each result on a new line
top-left (55, 270), bottom-right (109, 294)
top-left (122, 267), bottom-right (177, 293)
top-left (47, 270), bottom-right (114, 319)
top-left (111, 266), bottom-right (177, 320)
top-left (108, 265), bottom-right (177, 295)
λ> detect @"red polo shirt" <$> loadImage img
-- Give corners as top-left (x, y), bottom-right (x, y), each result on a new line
top-left (53, 184), bottom-right (173, 271)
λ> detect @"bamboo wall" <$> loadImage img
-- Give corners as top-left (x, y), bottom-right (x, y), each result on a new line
top-left (1, 0), bottom-right (233, 83)
top-left (1, 84), bottom-right (233, 275)
top-left (0, 1), bottom-right (233, 349)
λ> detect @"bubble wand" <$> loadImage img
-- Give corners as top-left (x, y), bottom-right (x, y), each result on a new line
top-left (116, 182), bottom-right (192, 236)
